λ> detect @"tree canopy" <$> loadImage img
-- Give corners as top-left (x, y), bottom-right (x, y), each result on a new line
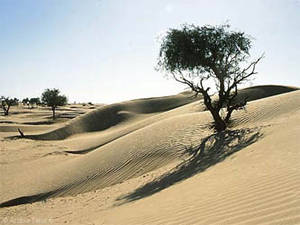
top-left (22, 98), bottom-right (29, 105)
top-left (41, 88), bottom-right (67, 119)
top-left (157, 24), bottom-right (263, 131)
top-left (29, 97), bottom-right (41, 106)
top-left (1, 96), bottom-right (19, 116)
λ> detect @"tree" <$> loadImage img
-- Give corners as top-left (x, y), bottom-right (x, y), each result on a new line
top-left (29, 97), bottom-right (41, 108)
top-left (22, 98), bottom-right (29, 107)
top-left (157, 24), bottom-right (263, 132)
top-left (41, 89), bottom-right (67, 120)
top-left (1, 96), bottom-right (19, 116)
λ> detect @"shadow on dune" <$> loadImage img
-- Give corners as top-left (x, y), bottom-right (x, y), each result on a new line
top-left (0, 128), bottom-right (262, 208)
top-left (117, 128), bottom-right (262, 205)
top-left (0, 192), bottom-right (55, 208)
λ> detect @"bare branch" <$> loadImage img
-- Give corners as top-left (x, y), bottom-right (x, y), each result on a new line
top-left (224, 51), bottom-right (240, 72)
top-left (236, 54), bottom-right (264, 81)
top-left (18, 128), bottom-right (25, 138)
top-left (227, 54), bottom-right (264, 96)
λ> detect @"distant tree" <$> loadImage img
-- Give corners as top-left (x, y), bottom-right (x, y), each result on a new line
top-left (29, 97), bottom-right (41, 108)
top-left (1, 96), bottom-right (19, 116)
top-left (22, 98), bottom-right (29, 105)
top-left (157, 24), bottom-right (263, 132)
top-left (41, 89), bottom-right (67, 120)
top-left (22, 98), bottom-right (30, 108)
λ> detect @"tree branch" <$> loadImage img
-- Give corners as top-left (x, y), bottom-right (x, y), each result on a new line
top-left (226, 54), bottom-right (263, 97)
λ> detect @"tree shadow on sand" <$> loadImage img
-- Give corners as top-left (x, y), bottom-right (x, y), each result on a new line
top-left (117, 128), bottom-right (262, 205)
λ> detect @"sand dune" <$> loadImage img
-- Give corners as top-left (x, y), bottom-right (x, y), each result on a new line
top-left (96, 103), bottom-right (300, 225)
top-left (233, 84), bottom-right (298, 102)
top-left (26, 85), bottom-right (297, 141)
top-left (15, 85), bottom-right (297, 156)
top-left (0, 85), bottom-right (299, 224)
top-left (27, 92), bottom-right (201, 140)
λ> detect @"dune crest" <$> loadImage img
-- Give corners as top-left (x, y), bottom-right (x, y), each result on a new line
top-left (0, 85), bottom-right (300, 225)
top-left (25, 85), bottom-right (297, 141)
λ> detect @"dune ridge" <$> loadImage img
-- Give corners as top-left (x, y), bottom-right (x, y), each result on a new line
top-left (30, 85), bottom-right (299, 155)
top-left (25, 92), bottom-right (200, 140)
top-left (25, 85), bottom-right (297, 141)
top-left (0, 85), bottom-right (300, 225)
top-left (1, 86), bottom-right (299, 206)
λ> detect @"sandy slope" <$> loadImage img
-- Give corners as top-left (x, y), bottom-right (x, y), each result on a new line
top-left (27, 92), bottom-right (201, 140)
top-left (95, 90), bottom-right (300, 225)
top-left (97, 117), bottom-right (300, 225)
top-left (0, 85), bottom-right (299, 225)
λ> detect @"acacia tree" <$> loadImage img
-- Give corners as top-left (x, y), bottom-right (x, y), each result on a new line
top-left (41, 89), bottom-right (67, 120)
top-left (157, 24), bottom-right (263, 132)
top-left (22, 98), bottom-right (29, 107)
top-left (29, 97), bottom-right (41, 108)
top-left (1, 96), bottom-right (19, 116)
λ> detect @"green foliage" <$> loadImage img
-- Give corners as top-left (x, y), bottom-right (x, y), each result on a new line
top-left (158, 24), bottom-right (251, 78)
top-left (22, 98), bottom-right (29, 105)
top-left (157, 24), bottom-right (263, 131)
top-left (1, 96), bottom-right (19, 115)
top-left (41, 89), bottom-right (67, 108)
top-left (1, 96), bottom-right (19, 106)
top-left (29, 97), bottom-right (41, 106)
top-left (41, 88), bottom-right (67, 119)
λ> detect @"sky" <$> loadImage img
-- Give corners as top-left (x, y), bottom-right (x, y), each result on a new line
top-left (0, 0), bottom-right (299, 103)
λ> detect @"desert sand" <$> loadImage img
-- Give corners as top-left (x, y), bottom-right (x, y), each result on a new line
top-left (0, 85), bottom-right (300, 225)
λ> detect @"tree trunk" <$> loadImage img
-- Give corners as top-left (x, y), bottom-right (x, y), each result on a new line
top-left (201, 89), bottom-right (227, 132)
top-left (224, 108), bottom-right (234, 124)
top-left (209, 109), bottom-right (227, 132)
top-left (3, 106), bottom-right (9, 116)
top-left (52, 107), bottom-right (56, 120)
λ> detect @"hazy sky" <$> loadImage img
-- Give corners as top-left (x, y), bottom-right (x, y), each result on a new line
top-left (1, 0), bottom-right (299, 103)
